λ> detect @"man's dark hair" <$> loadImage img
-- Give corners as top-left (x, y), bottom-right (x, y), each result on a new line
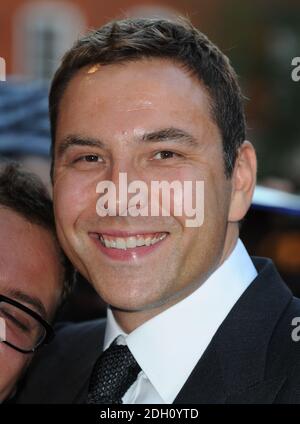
top-left (0, 162), bottom-right (74, 300)
top-left (49, 16), bottom-right (246, 179)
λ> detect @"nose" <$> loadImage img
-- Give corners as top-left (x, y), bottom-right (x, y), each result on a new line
top-left (97, 158), bottom-right (147, 217)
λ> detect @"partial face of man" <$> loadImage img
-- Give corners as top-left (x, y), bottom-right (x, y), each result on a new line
top-left (0, 208), bottom-right (62, 402)
top-left (53, 58), bottom-right (238, 326)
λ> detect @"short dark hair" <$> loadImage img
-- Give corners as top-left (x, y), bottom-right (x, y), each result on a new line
top-left (0, 162), bottom-right (74, 300)
top-left (49, 16), bottom-right (246, 179)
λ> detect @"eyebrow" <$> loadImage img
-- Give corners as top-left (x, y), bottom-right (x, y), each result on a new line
top-left (56, 135), bottom-right (107, 159)
top-left (140, 127), bottom-right (198, 146)
top-left (56, 127), bottom-right (198, 158)
top-left (6, 289), bottom-right (47, 319)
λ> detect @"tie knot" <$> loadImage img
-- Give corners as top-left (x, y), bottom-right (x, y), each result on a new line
top-left (87, 342), bottom-right (141, 404)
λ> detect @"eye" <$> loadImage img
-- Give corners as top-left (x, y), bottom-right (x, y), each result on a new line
top-left (79, 155), bottom-right (102, 163)
top-left (153, 151), bottom-right (181, 160)
top-left (72, 154), bottom-right (104, 165)
top-left (1, 309), bottom-right (31, 333)
top-left (69, 153), bottom-right (105, 171)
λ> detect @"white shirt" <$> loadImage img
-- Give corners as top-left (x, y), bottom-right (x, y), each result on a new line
top-left (103, 238), bottom-right (258, 404)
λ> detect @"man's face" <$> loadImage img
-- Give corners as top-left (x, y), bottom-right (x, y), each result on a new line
top-left (53, 58), bottom-right (235, 319)
top-left (0, 208), bottom-right (62, 402)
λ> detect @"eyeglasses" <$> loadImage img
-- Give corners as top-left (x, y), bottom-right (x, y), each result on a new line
top-left (0, 294), bottom-right (54, 354)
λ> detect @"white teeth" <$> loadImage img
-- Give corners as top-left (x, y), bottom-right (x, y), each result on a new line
top-left (126, 237), bottom-right (137, 248)
top-left (145, 238), bottom-right (151, 246)
top-left (99, 233), bottom-right (167, 249)
top-left (103, 239), bottom-right (111, 248)
top-left (116, 238), bottom-right (126, 249)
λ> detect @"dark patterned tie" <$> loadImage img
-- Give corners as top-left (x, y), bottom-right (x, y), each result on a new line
top-left (87, 341), bottom-right (141, 404)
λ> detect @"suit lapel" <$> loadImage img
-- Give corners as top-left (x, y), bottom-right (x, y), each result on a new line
top-left (174, 258), bottom-right (292, 404)
top-left (173, 341), bottom-right (226, 403)
top-left (69, 329), bottom-right (106, 404)
top-left (225, 375), bottom-right (287, 404)
top-left (55, 321), bottom-right (106, 404)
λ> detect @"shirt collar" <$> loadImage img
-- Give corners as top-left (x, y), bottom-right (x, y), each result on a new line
top-left (104, 238), bottom-right (257, 403)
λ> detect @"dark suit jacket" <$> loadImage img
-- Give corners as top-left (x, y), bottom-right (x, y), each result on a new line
top-left (16, 257), bottom-right (300, 404)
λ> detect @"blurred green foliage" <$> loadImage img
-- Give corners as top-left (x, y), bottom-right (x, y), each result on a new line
top-left (194, 0), bottom-right (300, 190)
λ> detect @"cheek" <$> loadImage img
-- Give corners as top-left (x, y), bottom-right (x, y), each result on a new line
top-left (167, 166), bottom-right (230, 241)
top-left (150, 167), bottom-right (205, 227)
top-left (53, 172), bottom-right (100, 231)
top-left (0, 345), bottom-right (29, 393)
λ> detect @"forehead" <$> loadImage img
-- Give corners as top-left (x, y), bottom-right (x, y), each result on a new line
top-left (0, 207), bottom-right (61, 302)
top-left (56, 58), bottom-right (218, 142)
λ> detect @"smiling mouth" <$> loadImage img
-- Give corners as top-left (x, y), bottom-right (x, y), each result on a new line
top-left (90, 232), bottom-right (169, 250)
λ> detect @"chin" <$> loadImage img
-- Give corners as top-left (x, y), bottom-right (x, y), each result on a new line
top-left (100, 288), bottom-right (159, 312)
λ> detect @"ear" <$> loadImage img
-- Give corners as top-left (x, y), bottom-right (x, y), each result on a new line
top-left (228, 141), bottom-right (257, 223)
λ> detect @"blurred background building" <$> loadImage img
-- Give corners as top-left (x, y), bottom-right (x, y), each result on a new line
top-left (0, 0), bottom-right (299, 319)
